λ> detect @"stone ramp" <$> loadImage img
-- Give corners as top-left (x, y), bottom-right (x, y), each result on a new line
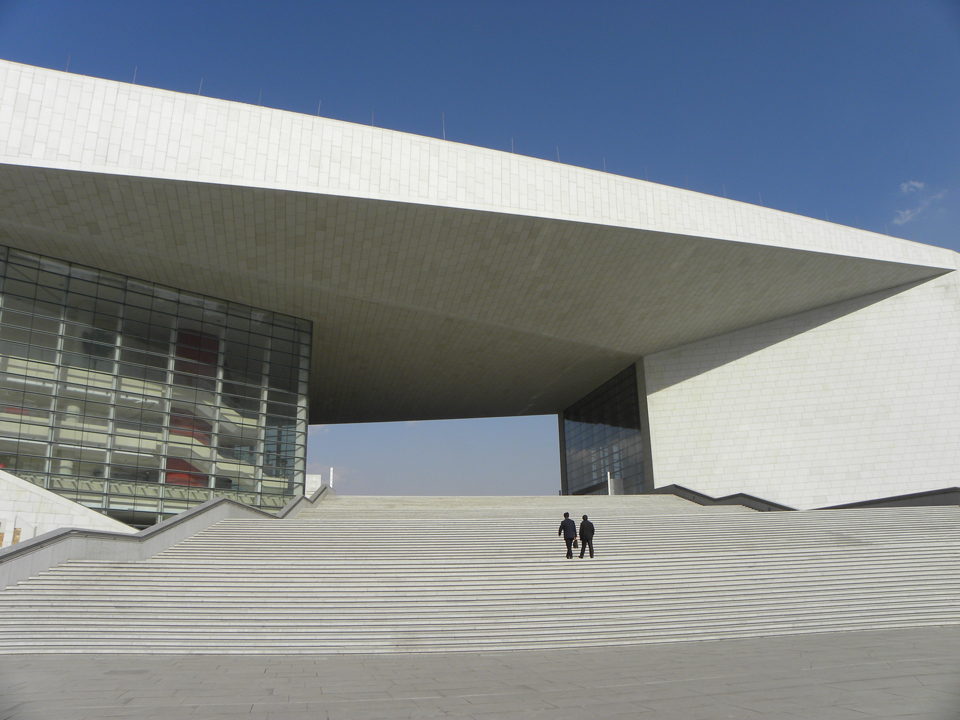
top-left (1, 495), bottom-right (958, 653)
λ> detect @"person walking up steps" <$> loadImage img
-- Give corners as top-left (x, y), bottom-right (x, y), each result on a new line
top-left (558, 512), bottom-right (577, 559)
top-left (579, 514), bottom-right (595, 558)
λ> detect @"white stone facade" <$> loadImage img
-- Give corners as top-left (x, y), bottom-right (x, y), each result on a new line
top-left (2, 59), bottom-right (960, 509)
top-left (644, 264), bottom-right (960, 509)
top-left (0, 59), bottom-right (954, 427)
top-left (0, 59), bottom-right (951, 269)
top-left (0, 469), bottom-right (133, 547)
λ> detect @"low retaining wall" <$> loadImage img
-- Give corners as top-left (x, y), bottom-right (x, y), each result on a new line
top-left (0, 497), bottom-right (273, 591)
top-left (0, 485), bottom-right (338, 591)
top-left (654, 484), bottom-right (795, 512)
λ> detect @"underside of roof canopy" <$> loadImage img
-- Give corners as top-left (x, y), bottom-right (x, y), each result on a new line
top-left (0, 60), bottom-right (953, 423)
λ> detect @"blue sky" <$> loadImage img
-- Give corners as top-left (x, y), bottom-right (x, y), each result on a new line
top-left (2, 1), bottom-right (958, 495)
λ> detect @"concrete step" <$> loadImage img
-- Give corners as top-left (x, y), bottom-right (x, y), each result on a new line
top-left (1, 495), bottom-right (958, 653)
top-left (3, 591), bottom-right (957, 618)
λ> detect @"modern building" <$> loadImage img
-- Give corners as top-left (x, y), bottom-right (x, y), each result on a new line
top-left (1, 59), bottom-right (958, 522)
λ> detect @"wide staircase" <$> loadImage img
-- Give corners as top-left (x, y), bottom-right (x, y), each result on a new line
top-left (1, 494), bottom-right (959, 654)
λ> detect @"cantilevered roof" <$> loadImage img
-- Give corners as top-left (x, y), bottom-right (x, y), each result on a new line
top-left (0, 60), bottom-right (955, 423)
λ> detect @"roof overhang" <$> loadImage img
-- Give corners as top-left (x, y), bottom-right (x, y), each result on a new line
top-left (0, 60), bottom-right (954, 423)
top-left (0, 164), bottom-right (951, 423)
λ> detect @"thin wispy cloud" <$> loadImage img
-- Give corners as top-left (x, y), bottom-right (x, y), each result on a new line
top-left (893, 184), bottom-right (947, 226)
top-left (893, 208), bottom-right (919, 225)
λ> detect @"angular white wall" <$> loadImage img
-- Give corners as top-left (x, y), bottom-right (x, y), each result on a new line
top-left (0, 469), bottom-right (133, 547)
top-left (644, 266), bottom-right (960, 509)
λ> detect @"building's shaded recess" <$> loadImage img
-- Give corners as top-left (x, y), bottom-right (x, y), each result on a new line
top-left (562, 364), bottom-right (646, 495)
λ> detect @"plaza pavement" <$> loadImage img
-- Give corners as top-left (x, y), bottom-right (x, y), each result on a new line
top-left (1, 626), bottom-right (958, 720)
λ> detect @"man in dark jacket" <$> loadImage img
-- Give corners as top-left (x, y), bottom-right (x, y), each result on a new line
top-left (579, 515), bottom-right (595, 558)
top-left (558, 512), bottom-right (577, 559)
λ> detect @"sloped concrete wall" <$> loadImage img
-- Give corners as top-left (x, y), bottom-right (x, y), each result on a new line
top-left (0, 470), bottom-right (133, 547)
top-left (644, 267), bottom-right (960, 510)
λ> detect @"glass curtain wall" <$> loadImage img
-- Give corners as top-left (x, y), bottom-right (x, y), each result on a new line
top-left (562, 364), bottom-right (645, 495)
top-left (0, 246), bottom-right (310, 527)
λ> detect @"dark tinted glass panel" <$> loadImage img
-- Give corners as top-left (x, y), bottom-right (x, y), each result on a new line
top-left (563, 364), bottom-right (645, 495)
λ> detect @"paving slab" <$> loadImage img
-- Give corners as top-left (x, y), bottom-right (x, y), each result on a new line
top-left (1, 626), bottom-right (959, 719)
